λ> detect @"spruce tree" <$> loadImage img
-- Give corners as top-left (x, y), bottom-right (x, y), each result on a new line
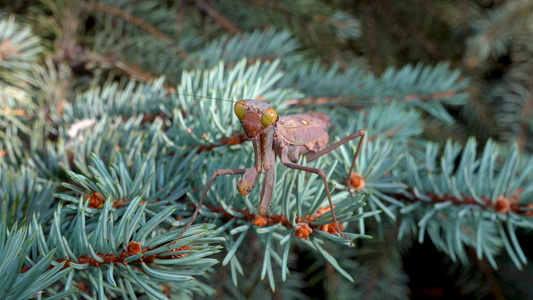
top-left (1, 1), bottom-right (532, 299)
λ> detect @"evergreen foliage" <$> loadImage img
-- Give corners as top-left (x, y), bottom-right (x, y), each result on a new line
top-left (1, 0), bottom-right (533, 298)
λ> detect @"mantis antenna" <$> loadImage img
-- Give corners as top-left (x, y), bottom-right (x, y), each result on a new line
top-left (174, 93), bottom-right (237, 104)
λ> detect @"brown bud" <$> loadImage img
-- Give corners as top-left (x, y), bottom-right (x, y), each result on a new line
top-left (252, 215), bottom-right (268, 227)
top-left (494, 196), bottom-right (511, 214)
top-left (348, 172), bottom-right (365, 191)
top-left (86, 192), bottom-right (105, 209)
top-left (126, 241), bottom-right (142, 254)
top-left (294, 223), bottom-right (313, 239)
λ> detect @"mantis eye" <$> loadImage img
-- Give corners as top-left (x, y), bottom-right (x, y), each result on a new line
top-left (234, 100), bottom-right (246, 120)
top-left (261, 108), bottom-right (277, 127)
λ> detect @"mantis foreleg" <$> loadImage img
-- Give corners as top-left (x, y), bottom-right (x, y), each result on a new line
top-left (170, 168), bottom-right (247, 245)
top-left (258, 167), bottom-right (275, 216)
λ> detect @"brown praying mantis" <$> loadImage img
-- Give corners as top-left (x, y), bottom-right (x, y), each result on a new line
top-left (171, 97), bottom-right (365, 244)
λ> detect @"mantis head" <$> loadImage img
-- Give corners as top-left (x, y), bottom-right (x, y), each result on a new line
top-left (234, 99), bottom-right (278, 139)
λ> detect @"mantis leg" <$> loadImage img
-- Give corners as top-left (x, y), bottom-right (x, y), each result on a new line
top-left (258, 128), bottom-right (276, 216)
top-left (170, 168), bottom-right (247, 245)
top-left (280, 160), bottom-right (347, 240)
top-left (306, 129), bottom-right (365, 196)
top-left (258, 167), bottom-right (275, 216)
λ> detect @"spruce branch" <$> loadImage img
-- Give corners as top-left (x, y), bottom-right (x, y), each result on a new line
top-left (0, 215), bottom-right (74, 300)
top-left (81, 1), bottom-right (172, 42)
top-left (491, 81), bottom-right (533, 152)
top-left (0, 16), bottom-right (43, 88)
top-left (464, 1), bottom-right (533, 69)
top-left (32, 58), bottom-right (72, 111)
top-left (83, 51), bottom-right (175, 92)
top-left (315, 10), bottom-right (361, 41)
top-left (210, 0), bottom-right (361, 62)
top-left (185, 29), bottom-right (300, 70)
top-left (3, 4), bottom-right (533, 294)
top-left (0, 86), bottom-right (36, 135)
top-left (25, 154), bottom-right (225, 298)
top-left (0, 166), bottom-right (56, 226)
top-left (279, 62), bottom-right (468, 123)
top-left (399, 139), bottom-right (533, 268)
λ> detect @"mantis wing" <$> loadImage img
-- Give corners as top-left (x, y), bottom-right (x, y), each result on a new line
top-left (277, 112), bottom-right (329, 152)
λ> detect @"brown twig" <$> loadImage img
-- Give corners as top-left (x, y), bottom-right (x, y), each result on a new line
top-left (195, 0), bottom-right (240, 35)
top-left (84, 191), bottom-right (129, 209)
top-left (81, 1), bottom-right (169, 42)
top-left (21, 241), bottom-right (191, 274)
top-left (81, 1), bottom-right (188, 60)
top-left (284, 88), bottom-right (464, 107)
top-left (56, 242), bottom-right (191, 269)
top-left (84, 53), bottom-right (175, 93)
top-left (205, 204), bottom-right (343, 239)
top-left (398, 188), bottom-right (533, 216)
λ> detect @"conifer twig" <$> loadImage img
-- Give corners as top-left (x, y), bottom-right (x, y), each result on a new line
top-left (81, 1), bottom-right (170, 41)
top-left (195, 0), bottom-right (240, 35)
top-left (204, 205), bottom-right (344, 239)
top-left (283, 88), bottom-right (464, 106)
top-left (54, 242), bottom-right (191, 269)
top-left (399, 188), bottom-right (531, 216)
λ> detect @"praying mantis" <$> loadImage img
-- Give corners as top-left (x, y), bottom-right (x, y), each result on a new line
top-left (171, 97), bottom-right (365, 244)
